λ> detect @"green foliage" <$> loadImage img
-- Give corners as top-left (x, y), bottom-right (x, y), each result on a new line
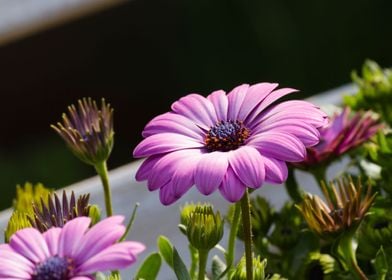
top-left (135, 252), bottom-right (162, 280)
top-left (344, 60), bottom-right (392, 125)
top-left (157, 235), bottom-right (174, 269)
top-left (374, 247), bottom-right (388, 280)
top-left (173, 247), bottom-right (191, 280)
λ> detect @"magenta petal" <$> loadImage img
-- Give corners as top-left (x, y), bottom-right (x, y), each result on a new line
top-left (219, 167), bottom-right (246, 202)
top-left (58, 217), bottom-right (90, 258)
top-left (171, 94), bottom-right (217, 129)
top-left (246, 88), bottom-right (297, 125)
top-left (133, 133), bottom-right (204, 158)
top-left (43, 228), bottom-right (61, 256)
top-left (147, 149), bottom-right (203, 191)
top-left (229, 146), bottom-right (265, 188)
top-left (262, 156), bottom-right (288, 183)
top-left (207, 90), bottom-right (228, 121)
top-left (76, 242), bottom-right (144, 274)
top-left (135, 156), bottom-right (161, 181)
top-left (70, 277), bottom-right (93, 280)
top-left (10, 228), bottom-right (49, 263)
top-left (227, 84), bottom-right (249, 121)
top-left (142, 112), bottom-right (204, 141)
top-left (0, 247), bottom-right (34, 277)
top-left (73, 216), bottom-right (126, 265)
top-left (253, 120), bottom-right (321, 147)
top-left (237, 83), bottom-right (279, 121)
top-left (159, 182), bottom-right (178, 205)
top-left (247, 132), bottom-right (306, 162)
top-left (195, 152), bottom-right (229, 195)
top-left (171, 153), bottom-right (202, 198)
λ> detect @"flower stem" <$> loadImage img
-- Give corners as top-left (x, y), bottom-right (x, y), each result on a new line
top-left (94, 161), bottom-right (113, 217)
top-left (226, 202), bottom-right (241, 270)
top-left (285, 168), bottom-right (303, 203)
top-left (119, 203), bottom-right (140, 241)
top-left (189, 245), bottom-right (199, 280)
top-left (240, 188), bottom-right (253, 280)
top-left (198, 249), bottom-right (208, 280)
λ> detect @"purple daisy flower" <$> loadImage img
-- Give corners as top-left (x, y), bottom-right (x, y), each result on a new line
top-left (297, 107), bottom-right (382, 168)
top-left (0, 216), bottom-right (145, 279)
top-left (133, 83), bottom-right (327, 204)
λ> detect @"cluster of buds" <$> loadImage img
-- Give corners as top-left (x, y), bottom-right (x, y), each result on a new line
top-left (51, 98), bottom-right (114, 166)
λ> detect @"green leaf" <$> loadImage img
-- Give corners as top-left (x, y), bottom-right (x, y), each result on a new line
top-left (173, 247), bottom-right (191, 280)
top-left (157, 235), bottom-right (174, 269)
top-left (211, 255), bottom-right (226, 280)
top-left (135, 252), bottom-right (162, 280)
top-left (374, 247), bottom-right (388, 280)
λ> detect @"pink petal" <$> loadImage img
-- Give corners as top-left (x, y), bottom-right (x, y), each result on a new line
top-left (76, 242), bottom-right (145, 274)
top-left (70, 277), bottom-right (93, 280)
top-left (245, 88), bottom-right (298, 125)
top-left (43, 228), bottom-right (61, 256)
top-left (261, 156), bottom-right (288, 183)
top-left (227, 84), bottom-right (249, 121)
top-left (133, 133), bottom-right (204, 158)
top-left (195, 151), bottom-right (229, 195)
top-left (0, 247), bottom-right (34, 277)
top-left (253, 120), bottom-right (321, 147)
top-left (228, 146), bottom-right (265, 188)
top-left (73, 216), bottom-right (125, 265)
top-left (171, 94), bottom-right (217, 129)
top-left (247, 132), bottom-right (306, 162)
top-left (159, 182), bottom-right (178, 205)
top-left (147, 149), bottom-right (203, 191)
top-left (135, 156), bottom-right (161, 181)
top-left (219, 166), bottom-right (246, 202)
top-left (58, 217), bottom-right (91, 258)
top-left (9, 228), bottom-right (49, 263)
top-left (237, 83), bottom-right (279, 121)
top-left (207, 90), bottom-right (228, 121)
top-left (142, 112), bottom-right (204, 141)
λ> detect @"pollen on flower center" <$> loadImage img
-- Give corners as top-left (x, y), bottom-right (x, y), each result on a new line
top-left (32, 256), bottom-right (72, 280)
top-left (205, 120), bottom-right (250, 152)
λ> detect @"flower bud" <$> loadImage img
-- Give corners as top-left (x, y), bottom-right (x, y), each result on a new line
top-left (186, 204), bottom-right (223, 251)
top-left (5, 211), bottom-right (31, 243)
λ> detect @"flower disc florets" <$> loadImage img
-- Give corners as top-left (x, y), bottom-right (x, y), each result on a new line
top-left (32, 256), bottom-right (72, 280)
top-left (205, 120), bottom-right (250, 152)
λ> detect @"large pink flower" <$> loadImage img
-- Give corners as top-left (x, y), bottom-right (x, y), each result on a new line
top-left (0, 216), bottom-right (145, 279)
top-left (133, 83), bottom-right (327, 204)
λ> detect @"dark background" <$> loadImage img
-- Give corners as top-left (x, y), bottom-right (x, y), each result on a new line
top-left (1, 0), bottom-right (391, 210)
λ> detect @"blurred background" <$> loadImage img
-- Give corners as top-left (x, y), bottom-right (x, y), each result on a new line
top-left (0, 0), bottom-right (391, 210)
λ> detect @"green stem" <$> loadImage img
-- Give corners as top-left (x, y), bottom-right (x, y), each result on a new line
top-left (198, 249), bottom-right (208, 280)
top-left (119, 203), bottom-right (140, 241)
top-left (189, 245), bottom-right (199, 280)
top-left (227, 202), bottom-right (241, 268)
top-left (285, 168), bottom-right (303, 203)
top-left (94, 161), bottom-right (113, 217)
top-left (333, 232), bottom-right (367, 280)
top-left (240, 189), bottom-right (253, 280)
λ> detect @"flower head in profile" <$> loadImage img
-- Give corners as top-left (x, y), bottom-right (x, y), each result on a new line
top-left (297, 107), bottom-right (382, 168)
top-left (133, 83), bottom-right (327, 204)
top-left (52, 98), bottom-right (114, 166)
top-left (297, 178), bottom-right (376, 239)
top-left (0, 216), bottom-right (145, 279)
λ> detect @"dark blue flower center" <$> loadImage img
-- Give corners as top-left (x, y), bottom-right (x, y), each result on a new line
top-left (205, 120), bottom-right (250, 152)
top-left (32, 256), bottom-right (72, 280)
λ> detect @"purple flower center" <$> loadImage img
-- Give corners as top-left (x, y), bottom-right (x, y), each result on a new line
top-left (32, 256), bottom-right (72, 280)
top-left (205, 120), bottom-right (250, 152)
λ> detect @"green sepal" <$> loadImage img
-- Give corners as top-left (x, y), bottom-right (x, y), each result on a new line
top-left (374, 247), bottom-right (388, 280)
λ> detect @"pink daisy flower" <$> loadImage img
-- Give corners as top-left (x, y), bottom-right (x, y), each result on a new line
top-left (133, 83), bottom-right (327, 204)
top-left (298, 107), bottom-right (382, 168)
top-left (0, 216), bottom-right (145, 279)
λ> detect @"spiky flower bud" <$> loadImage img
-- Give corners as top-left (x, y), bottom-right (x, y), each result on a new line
top-left (186, 204), bottom-right (223, 251)
top-left (28, 191), bottom-right (91, 232)
top-left (13, 182), bottom-right (52, 213)
top-left (298, 252), bottom-right (337, 279)
top-left (297, 178), bottom-right (376, 239)
top-left (52, 98), bottom-right (114, 165)
top-left (5, 211), bottom-right (31, 243)
top-left (179, 202), bottom-right (198, 235)
top-left (229, 256), bottom-right (285, 280)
